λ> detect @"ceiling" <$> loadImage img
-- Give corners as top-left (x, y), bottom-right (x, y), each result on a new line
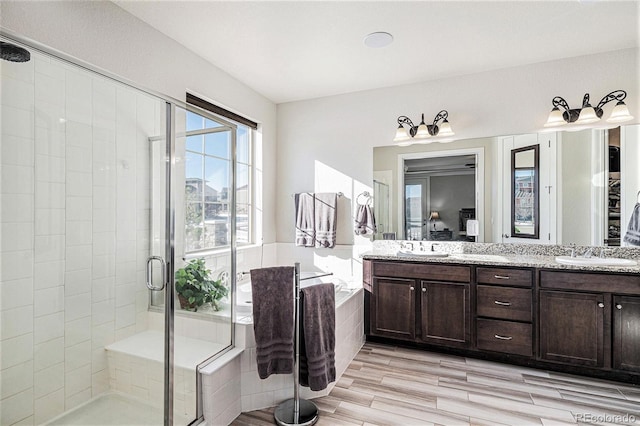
top-left (114, 1), bottom-right (639, 104)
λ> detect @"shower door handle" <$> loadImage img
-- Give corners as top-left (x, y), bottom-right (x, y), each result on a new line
top-left (146, 256), bottom-right (166, 291)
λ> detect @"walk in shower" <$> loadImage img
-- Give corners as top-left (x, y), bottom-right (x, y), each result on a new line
top-left (0, 36), bottom-right (236, 425)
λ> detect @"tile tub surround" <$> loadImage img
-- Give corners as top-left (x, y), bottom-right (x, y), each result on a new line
top-left (364, 241), bottom-right (640, 274)
top-left (234, 288), bottom-right (365, 413)
top-left (234, 342), bottom-right (640, 426)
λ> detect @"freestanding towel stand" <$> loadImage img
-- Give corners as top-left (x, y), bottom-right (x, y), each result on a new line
top-left (274, 262), bottom-right (331, 426)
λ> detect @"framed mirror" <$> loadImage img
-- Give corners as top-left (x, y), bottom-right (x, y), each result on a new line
top-left (511, 145), bottom-right (539, 239)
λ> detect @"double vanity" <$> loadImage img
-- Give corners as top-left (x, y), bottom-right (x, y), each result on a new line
top-left (362, 241), bottom-right (640, 384)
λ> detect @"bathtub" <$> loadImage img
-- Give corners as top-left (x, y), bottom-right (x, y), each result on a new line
top-left (235, 275), bottom-right (352, 318)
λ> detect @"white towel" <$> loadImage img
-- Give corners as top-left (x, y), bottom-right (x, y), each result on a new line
top-left (314, 193), bottom-right (337, 248)
top-left (295, 193), bottom-right (315, 247)
top-left (354, 205), bottom-right (377, 235)
top-left (623, 203), bottom-right (640, 246)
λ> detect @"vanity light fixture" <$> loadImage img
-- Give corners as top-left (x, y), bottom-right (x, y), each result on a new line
top-left (393, 110), bottom-right (455, 146)
top-left (543, 90), bottom-right (634, 129)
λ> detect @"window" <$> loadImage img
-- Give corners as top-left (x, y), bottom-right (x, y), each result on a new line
top-left (184, 110), bottom-right (252, 252)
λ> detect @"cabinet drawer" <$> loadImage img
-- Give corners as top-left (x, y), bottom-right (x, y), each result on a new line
top-left (477, 267), bottom-right (532, 287)
top-left (373, 261), bottom-right (470, 283)
top-left (477, 319), bottom-right (532, 357)
top-left (540, 270), bottom-right (640, 294)
top-left (477, 285), bottom-right (532, 322)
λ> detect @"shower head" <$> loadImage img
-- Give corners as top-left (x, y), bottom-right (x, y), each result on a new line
top-left (0, 42), bottom-right (31, 63)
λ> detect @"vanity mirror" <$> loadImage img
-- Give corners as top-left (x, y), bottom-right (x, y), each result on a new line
top-left (373, 124), bottom-right (640, 247)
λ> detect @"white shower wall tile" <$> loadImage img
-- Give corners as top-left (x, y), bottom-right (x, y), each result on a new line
top-left (33, 311), bottom-right (64, 344)
top-left (34, 209), bottom-right (65, 236)
top-left (1, 278), bottom-right (34, 311)
top-left (1, 105), bottom-right (34, 139)
top-left (1, 194), bottom-right (34, 223)
top-left (1, 164), bottom-right (34, 195)
top-left (0, 388), bottom-right (34, 426)
top-left (34, 182), bottom-right (65, 209)
top-left (1, 360), bottom-right (34, 399)
top-left (1, 222), bottom-right (33, 252)
top-left (34, 363), bottom-right (63, 399)
top-left (1, 306), bottom-right (33, 340)
top-left (33, 338), bottom-right (64, 372)
top-left (34, 388), bottom-right (64, 425)
top-left (1, 134), bottom-right (34, 167)
top-left (34, 261), bottom-right (64, 290)
top-left (1, 334), bottom-right (33, 370)
top-left (34, 286), bottom-right (64, 318)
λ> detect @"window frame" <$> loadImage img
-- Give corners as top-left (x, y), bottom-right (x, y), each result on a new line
top-left (183, 106), bottom-right (254, 255)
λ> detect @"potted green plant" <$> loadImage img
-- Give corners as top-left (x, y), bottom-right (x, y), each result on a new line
top-left (175, 259), bottom-right (228, 312)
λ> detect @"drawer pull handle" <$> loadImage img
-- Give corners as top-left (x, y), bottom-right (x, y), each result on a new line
top-left (598, 302), bottom-right (605, 308)
top-left (616, 304), bottom-right (622, 310)
top-left (494, 275), bottom-right (510, 280)
top-left (494, 300), bottom-right (511, 306)
top-left (410, 287), bottom-right (415, 291)
top-left (422, 287), bottom-right (427, 292)
top-left (494, 334), bottom-right (513, 341)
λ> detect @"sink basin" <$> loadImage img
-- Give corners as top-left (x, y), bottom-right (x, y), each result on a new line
top-left (397, 249), bottom-right (449, 258)
top-left (555, 256), bottom-right (637, 267)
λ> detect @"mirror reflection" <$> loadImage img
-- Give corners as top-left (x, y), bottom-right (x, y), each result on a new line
top-left (511, 145), bottom-right (539, 238)
top-left (373, 124), bottom-right (640, 247)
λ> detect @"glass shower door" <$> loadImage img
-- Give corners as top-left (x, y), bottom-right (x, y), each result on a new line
top-left (0, 35), bottom-right (175, 426)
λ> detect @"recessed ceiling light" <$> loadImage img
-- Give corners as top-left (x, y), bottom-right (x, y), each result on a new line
top-left (364, 32), bottom-right (393, 48)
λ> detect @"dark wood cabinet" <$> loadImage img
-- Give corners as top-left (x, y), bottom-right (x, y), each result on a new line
top-left (613, 295), bottom-right (640, 372)
top-left (364, 258), bottom-right (640, 383)
top-left (370, 277), bottom-right (416, 340)
top-left (420, 281), bottom-right (470, 347)
top-left (539, 290), bottom-right (605, 367)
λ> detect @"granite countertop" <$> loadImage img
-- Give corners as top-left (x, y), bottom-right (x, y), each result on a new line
top-left (362, 242), bottom-right (640, 275)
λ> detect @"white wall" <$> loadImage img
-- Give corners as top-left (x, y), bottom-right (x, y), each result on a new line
top-left (276, 48), bottom-right (639, 243)
top-left (0, 0), bottom-right (278, 244)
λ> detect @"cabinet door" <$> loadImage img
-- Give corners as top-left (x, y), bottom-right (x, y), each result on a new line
top-left (370, 277), bottom-right (416, 340)
top-left (539, 290), bottom-right (604, 367)
top-left (420, 281), bottom-right (470, 348)
top-left (613, 295), bottom-right (640, 372)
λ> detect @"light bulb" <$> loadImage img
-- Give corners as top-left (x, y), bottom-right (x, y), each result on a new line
top-left (544, 107), bottom-right (567, 127)
top-left (607, 101), bottom-right (634, 123)
top-left (437, 120), bottom-right (454, 137)
top-left (393, 125), bottom-right (410, 143)
top-left (575, 106), bottom-right (600, 124)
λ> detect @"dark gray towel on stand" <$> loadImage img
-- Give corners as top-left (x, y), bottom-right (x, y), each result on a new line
top-left (623, 203), bottom-right (640, 246)
top-left (250, 267), bottom-right (295, 379)
top-left (299, 283), bottom-right (336, 391)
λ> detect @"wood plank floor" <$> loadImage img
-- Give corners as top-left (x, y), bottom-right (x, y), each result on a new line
top-left (231, 342), bottom-right (640, 425)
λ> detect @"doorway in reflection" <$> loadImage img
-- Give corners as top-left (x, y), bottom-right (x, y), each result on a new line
top-left (404, 154), bottom-right (476, 241)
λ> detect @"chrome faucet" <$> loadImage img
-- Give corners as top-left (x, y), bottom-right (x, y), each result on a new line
top-left (419, 242), bottom-right (426, 251)
top-left (403, 242), bottom-right (414, 251)
top-left (431, 243), bottom-right (440, 252)
top-left (598, 248), bottom-right (607, 258)
top-left (582, 247), bottom-right (594, 258)
top-left (568, 243), bottom-right (576, 258)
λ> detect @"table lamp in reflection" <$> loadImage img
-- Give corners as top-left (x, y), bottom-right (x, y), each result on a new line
top-left (429, 211), bottom-right (440, 231)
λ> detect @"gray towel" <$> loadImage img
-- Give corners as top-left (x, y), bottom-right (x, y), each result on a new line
top-left (295, 193), bottom-right (315, 247)
top-left (250, 267), bottom-right (295, 379)
top-left (299, 283), bottom-right (336, 391)
top-left (354, 204), bottom-right (377, 235)
top-left (314, 193), bottom-right (337, 248)
top-left (623, 203), bottom-right (640, 246)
